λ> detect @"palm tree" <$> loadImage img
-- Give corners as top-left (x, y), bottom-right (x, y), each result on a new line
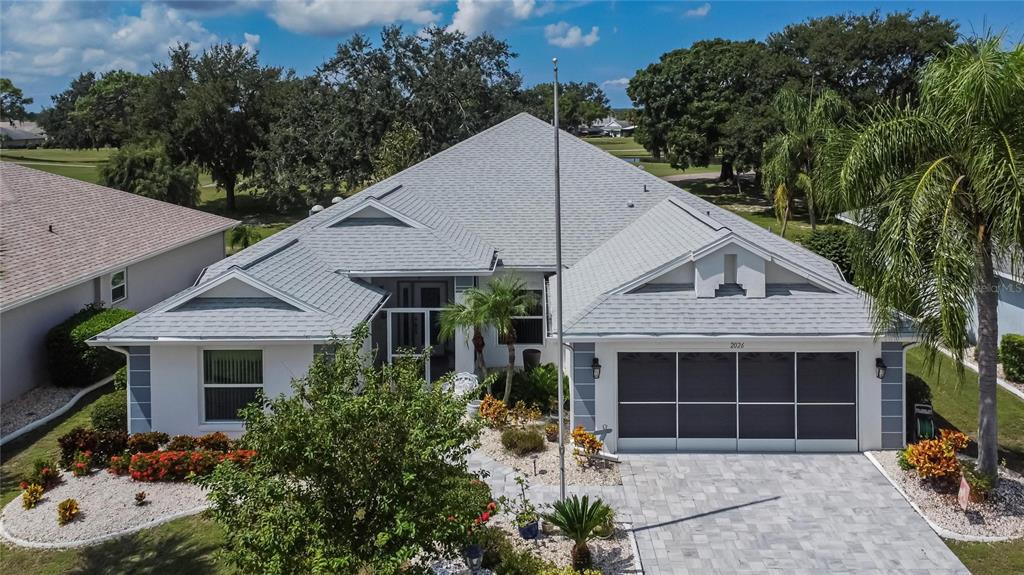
top-left (543, 495), bottom-right (612, 570)
top-left (819, 38), bottom-right (1023, 480)
top-left (229, 224), bottom-right (257, 251)
top-left (761, 87), bottom-right (849, 235)
top-left (438, 275), bottom-right (537, 405)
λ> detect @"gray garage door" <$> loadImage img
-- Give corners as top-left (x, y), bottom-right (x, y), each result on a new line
top-left (617, 351), bottom-right (858, 452)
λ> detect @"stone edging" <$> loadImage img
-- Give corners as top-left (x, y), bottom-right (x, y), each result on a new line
top-left (864, 452), bottom-right (1016, 543)
top-left (0, 375), bottom-right (114, 447)
top-left (622, 522), bottom-right (645, 574)
top-left (0, 502), bottom-right (208, 550)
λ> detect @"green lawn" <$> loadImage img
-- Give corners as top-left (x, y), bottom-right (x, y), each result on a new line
top-left (0, 148), bottom-right (116, 163)
top-left (584, 136), bottom-right (720, 177)
top-left (944, 539), bottom-right (1024, 575)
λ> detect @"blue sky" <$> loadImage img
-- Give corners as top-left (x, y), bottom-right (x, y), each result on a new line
top-left (2, 1), bottom-right (1021, 111)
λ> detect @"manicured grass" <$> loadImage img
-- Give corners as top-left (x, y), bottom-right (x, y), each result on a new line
top-left (3, 162), bottom-right (103, 185)
top-left (907, 347), bottom-right (1024, 473)
top-left (944, 539), bottom-right (1024, 575)
top-left (0, 148), bottom-right (116, 163)
top-left (585, 136), bottom-right (719, 177)
top-left (0, 515), bottom-right (233, 575)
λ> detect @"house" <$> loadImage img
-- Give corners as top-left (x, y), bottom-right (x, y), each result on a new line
top-left (837, 211), bottom-right (1023, 342)
top-left (0, 121), bottom-right (46, 148)
top-left (0, 164), bottom-right (237, 400)
top-left (593, 116), bottom-right (635, 138)
top-left (91, 114), bottom-right (912, 453)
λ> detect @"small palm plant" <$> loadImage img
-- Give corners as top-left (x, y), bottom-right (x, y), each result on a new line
top-left (543, 495), bottom-right (613, 570)
top-left (229, 224), bottom-right (258, 251)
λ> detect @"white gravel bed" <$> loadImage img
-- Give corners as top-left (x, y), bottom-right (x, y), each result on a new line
top-left (478, 427), bottom-right (621, 486)
top-left (430, 514), bottom-right (638, 574)
top-left (1, 471), bottom-right (208, 548)
top-left (872, 450), bottom-right (1024, 539)
top-left (1, 385), bottom-right (83, 437)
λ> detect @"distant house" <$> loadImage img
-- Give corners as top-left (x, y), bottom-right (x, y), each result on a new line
top-left (0, 164), bottom-right (237, 400)
top-left (0, 121), bottom-right (46, 148)
top-left (589, 116), bottom-right (635, 138)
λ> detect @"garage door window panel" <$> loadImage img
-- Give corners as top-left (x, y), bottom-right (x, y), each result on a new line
top-left (798, 405), bottom-right (856, 439)
top-left (678, 404), bottom-right (736, 438)
top-left (738, 353), bottom-right (794, 403)
top-left (797, 353), bottom-right (856, 403)
top-left (618, 353), bottom-right (675, 403)
top-left (739, 404), bottom-right (795, 439)
top-left (678, 353), bottom-right (736, 402)
top-left (619, 404), bottom-right (676, 438)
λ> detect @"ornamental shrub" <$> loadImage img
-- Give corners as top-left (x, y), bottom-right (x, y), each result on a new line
top-left (1000, 334), bottom-right (1024, 383)
top-left (196, 432), bottom-right (233, 452)
top-left (166, 435), bottom-right (198, 451)
top-left (22, 484), bottom-right (44, 510)
top-left (571, 425), bottom-right (603, 467)
top-left (45, 303), bottom-right (136, 387)
top-left (197, 326), bottom-right (485, 575)
top-left (545, 423), bottom-right (560, 443)
top-left (90, 392), bottom-right (126, 432)
top-left (501, 427), bottom-right (546, 456)
top-left (57, 498), bottom-right (80, 525)
top-left (113, 366), bottom-right (128, 391)
top-left (71, 451), bottom-right (93, 477)
top-left (108, 452), bottom-right (131, 476)
top-left (127, 431), bottom-right (170, 454)
top-left (20, 459), bottom-right (60, 491)
top-left (480, 394), bottom-right (510, 428)
top-left (904, 429), bottom-right (970, 483)
top-left (129, 449), bottom-right (256, 482)
top-left (57, 427), bottom-right (127, 467)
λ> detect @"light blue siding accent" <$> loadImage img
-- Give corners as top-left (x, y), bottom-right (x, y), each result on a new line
top-left (572, 343), bottom-right (597, 430)
top-left (881, 432), bottom-right (904, 449)
top-left (880, 342), bottom-right (905, 448)
top-left (128, 346), bottom-right (151, 435)
top-left (881, 385), bottom-right (902, 401)
top-left (129, 355), bottom-right (150, 371)
top-left (882, 417), bottom-right (903, 434)
top-left (130, 402), bottom-right (152, 419)
top-left (129, 387), bottom-right (151, 404)
top-left (129, 371), bottom-right (150, 388)
top-left (130, 419), bottom-right (152, 433)
top-left (881, 400), bottom-right (902, 417)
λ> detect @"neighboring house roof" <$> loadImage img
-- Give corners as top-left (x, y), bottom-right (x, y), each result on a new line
top-left (93, 113), bottom-right (875, 343)
top-left (0, 125), bottom-right (46, 142)
top-left (0, 164), bottom-right (237, 311)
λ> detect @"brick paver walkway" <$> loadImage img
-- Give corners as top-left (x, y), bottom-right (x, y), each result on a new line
top-left (470, 451), bottom-right (968, 574)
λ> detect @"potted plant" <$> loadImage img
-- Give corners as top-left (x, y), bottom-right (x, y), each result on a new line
top-left (463, 501), bottom-right (496, 569)
top-left (500, 475), bottom-right (540, 540)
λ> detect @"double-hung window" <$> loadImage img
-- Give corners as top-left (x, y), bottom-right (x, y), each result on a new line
top-left (500, 289), bottom-right (544, 345)
top-left (111, 269), bottom-right (127, 303)
top-left (203, 350), bottom-right (263, 422)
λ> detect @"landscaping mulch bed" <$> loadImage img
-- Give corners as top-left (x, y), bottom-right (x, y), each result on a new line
top-left (1, 385), bottom-right (82, 437)
top-left (431, 514), bottom-right (638, 574)
top-left (478, 427), bottom-right (622, 486)
top-left (873, 450), bottom-right (1024, 539)
top-left (1, 471), bottom-right (207, 547)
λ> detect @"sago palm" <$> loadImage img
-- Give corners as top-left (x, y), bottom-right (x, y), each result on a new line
top-left (543, 495), bottom-right (612, 570)
top-left (439, 275), bottom-right (537, 404)
top-left (761, 87), bottom-right (849, 235)
top-left (819, 37), bottom-right (1023, 480)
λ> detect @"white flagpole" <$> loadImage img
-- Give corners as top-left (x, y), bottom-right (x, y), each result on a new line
top-left (553, 57), bottom-right (566, 500)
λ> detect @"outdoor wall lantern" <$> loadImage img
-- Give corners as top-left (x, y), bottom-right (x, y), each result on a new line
top-left (875, 358), bottom-right (888, 379)
top-left (592, 357), bottom-right (602, 380)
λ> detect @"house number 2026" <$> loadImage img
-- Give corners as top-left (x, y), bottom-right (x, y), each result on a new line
top-left (730, 342), bottom-right (745, 349)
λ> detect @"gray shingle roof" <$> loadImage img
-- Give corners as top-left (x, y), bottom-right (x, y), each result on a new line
top-left (93, 113), bottom-right (870, 342)
top-left (0, 163), bottom-right (237, 310)
top-left (567, 284), bottom-right (877, 337)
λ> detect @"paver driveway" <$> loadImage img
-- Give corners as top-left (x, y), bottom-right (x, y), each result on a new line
top-left (473, 452), bottom-right (968, 574)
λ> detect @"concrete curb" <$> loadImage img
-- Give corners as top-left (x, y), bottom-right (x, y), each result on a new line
top-left (0, 375), bottom-right (114, 447)
top-left (0, 503), bottom-right (208, 550)
top-left (622, 522), bottom-right (645, 574)
top-left (864, 452), bottom-right (1018, 543)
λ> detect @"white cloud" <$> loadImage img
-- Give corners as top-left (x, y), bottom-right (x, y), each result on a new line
top-left (544, 21), bottom-right (599, 48)
top-left (242, 32), bottom-right (261, 53)
top-left (268, 0), bottom-right (441, 36)
top-left (602, 78), bottom-right (630, 87)
top-left (0, 1), bottom-right (217, 81)
top-left (448, 0), bottom-right (550, 37)
top-left (684, 3), bottom-right (711, 18)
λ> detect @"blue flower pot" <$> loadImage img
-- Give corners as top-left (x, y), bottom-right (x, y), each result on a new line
top-left (463, 544), bottom-right (483, 570)
top-left (517, 521), bottom-right (539, 540)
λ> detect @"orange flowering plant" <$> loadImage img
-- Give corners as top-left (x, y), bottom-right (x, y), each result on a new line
top-left (571, 425), bottom-right (603, 467)
top-left (904, 429), bottom-right (970, 482)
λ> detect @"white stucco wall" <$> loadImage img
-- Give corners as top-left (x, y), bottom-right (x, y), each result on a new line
top-left (149, 343), bottom-right (313, 437)
top-left (0, 232), bottom-right (226, 401)
top-left (584, 336), bottom-right (884, 453)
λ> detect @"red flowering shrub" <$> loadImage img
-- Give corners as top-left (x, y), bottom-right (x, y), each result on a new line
top-left (71, 451), bottom-right (93, 477)
top-left (20, 459), bottom-right (61, 491)
top-left (108, 452), bottom-right (131, 476)
top-left (129, 450), bottom-right (256, 482)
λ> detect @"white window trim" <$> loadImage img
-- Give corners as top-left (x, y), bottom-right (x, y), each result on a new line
top-left (200, 348), bottom-right (264, 424)
top-left (111, 268), bottom-right (127, 304)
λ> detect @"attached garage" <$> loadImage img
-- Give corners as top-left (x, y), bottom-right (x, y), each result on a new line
top-left (617, 351), bottom-right (858, 452)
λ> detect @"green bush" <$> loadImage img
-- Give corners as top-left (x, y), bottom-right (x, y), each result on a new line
top-left (57, 427), bottom-right (128, 467)
top-left (46, 304), bottom-right (135, 387)
top-left (491, 363), bottom-right (568, 412)
top-left (477, 526), bottom-right (555, 575)
top-left (113, 366), bottom-right (128, 391)
top-left (1000, 334), bottom-right (1024, 383)
top-left (802, 227), bottom-right (854, 281)
top-left (90, 392), bottom-right (126, 432)
top-left (501, 427), bottom-right (546, 456)
top-left (127, 432), bottom-right (170, 453)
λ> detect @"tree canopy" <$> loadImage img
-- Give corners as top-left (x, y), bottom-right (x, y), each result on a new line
top-left (517, 81), bottom-right (610, 131)
top-left (0, 78), bottom-right (33, 124)
top-left (100, 144), bottom-right (199, 207)
top-left (38, 72), bottom-right (96, 148)
top-left (72, 70), bottom-right (149, 148)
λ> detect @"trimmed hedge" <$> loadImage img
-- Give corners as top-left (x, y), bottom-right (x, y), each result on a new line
top-left (1000, 334), bottom-right (1024, 383)
top-left (90, 392), bottom-right (127, 432)
top-left (46, 304), bottom-right (135, 387)
top-left (802, 228), bottom-right (854, 281)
